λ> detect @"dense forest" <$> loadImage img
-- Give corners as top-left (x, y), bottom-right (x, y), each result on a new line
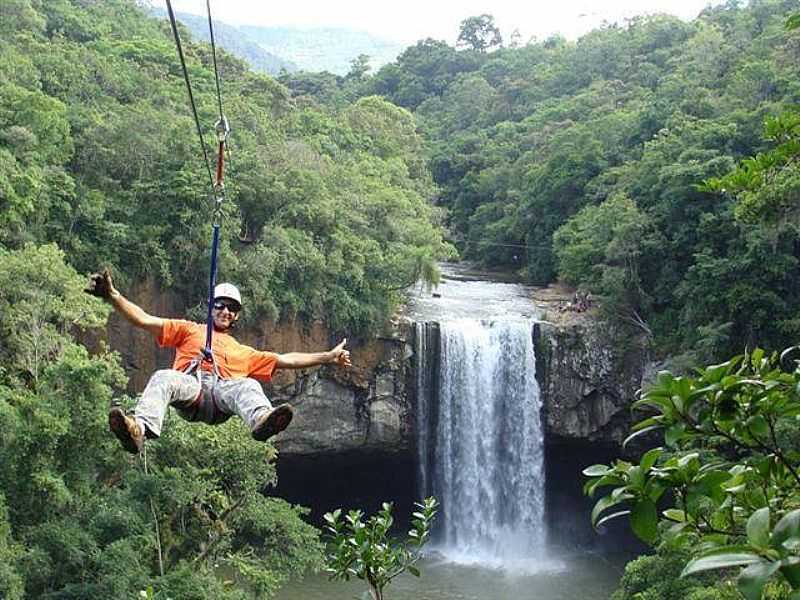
top-left (282, 0), bottom-right (800, 361)
top-left (2, 0), bottom-right (800, 598)
top-left (0, 0), bottom-right (446, 597)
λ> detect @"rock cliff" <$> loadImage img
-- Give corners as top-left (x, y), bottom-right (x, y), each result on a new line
top-left (536, 320), bottom-right (649, 445)
top-left (101, 282), bottom-right (648, 455)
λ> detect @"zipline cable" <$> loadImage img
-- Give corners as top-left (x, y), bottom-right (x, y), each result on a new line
top-left (204, 0), bottom-right (234, 185)
top-left (206, 0), bottom-right (224, 122)
top-left (457, 240), bottom-right (551, 250)
top-left (202, 0), bottom-right (230, 361)
top-left (164, 0), bottom-right (230, 363)
top-left (164, 0), bottom-right (215, 192)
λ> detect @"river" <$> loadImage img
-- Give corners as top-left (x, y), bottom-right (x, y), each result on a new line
top-left (275, 551), bottom-right (624, 600)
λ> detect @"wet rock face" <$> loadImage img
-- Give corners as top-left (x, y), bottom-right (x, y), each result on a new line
top-left (537, 321), bottom-right (648, 445)
top-left (269, 321), bottom-right (416, 457)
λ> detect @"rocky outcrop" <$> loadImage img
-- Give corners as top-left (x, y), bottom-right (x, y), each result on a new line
top-left (269, 320), bottom-right (415, 457)
top-left (272, 316), bottom-right (649, 454)
top-left (101, 281), bottom-right (647, 456)
top-left (536, 320), bottom-right (649, 445)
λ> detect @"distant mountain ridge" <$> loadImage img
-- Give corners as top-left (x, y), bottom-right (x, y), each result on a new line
top-left (150, 8), bottom-right (298, 75)
top-left (238, 25), bottom-right (405, 75)
top-left (150, 9), bottom-right (405, 76)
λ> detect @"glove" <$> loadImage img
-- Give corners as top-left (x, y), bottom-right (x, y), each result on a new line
top-left (85, 268), bottom-right (115, 300)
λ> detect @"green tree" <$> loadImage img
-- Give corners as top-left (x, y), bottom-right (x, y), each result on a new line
top-left (324, 498), bottom-right (438, 600)
top-left (457, 14), bottom-right (503, 52)
top-left (0, 494), bottom-right (23, 600)
top-left (553, 194), bottom-right (656, 335)
top-left (584, 348), bottom-right (800, 600)
top-left (703, 111), bottom-right (800, 228)
top-left (347, 54), bottom-right (372, 80)
top-left (0, 244), bottom-right (324, 598)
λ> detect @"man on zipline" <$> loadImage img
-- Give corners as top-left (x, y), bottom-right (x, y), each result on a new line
top-left (86, 270), bottom-right (351, 454)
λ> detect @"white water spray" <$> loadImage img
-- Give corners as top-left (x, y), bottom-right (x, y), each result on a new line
top-left (417, 318), bottom-right (546, 567)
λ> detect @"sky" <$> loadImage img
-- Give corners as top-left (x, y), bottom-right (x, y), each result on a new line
top-left (165, 0), bottom-right (726, 45)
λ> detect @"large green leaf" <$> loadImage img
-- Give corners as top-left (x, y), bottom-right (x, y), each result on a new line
top-left (596, 510), bottom-right (631, 529)
top-left (781, 557), bottom-right (800, 588)
top-left (640, 447), bottom-right (662, 473)
top-left (772, 510), bottom-right (800, 548)
top-left (746, 415), bottom-right (769, 439)
top-left (747, 507), bottom-right (770, 548)
top-left (623, 425), bottom-right (662, 449)
top-left (738, 560), bottom-right (780, 600)
top-left (630, 499), bottom-right (658, 544)
top-left (663, 508), bottom-right (686, 522)
top-left (591, 493), bottom-right (631, 527)
top-left (665, 423), bottom-right (687, 447)
top-left (682, 547), bottom-right (762, 577)
top-left (582, 464), bottom-right (611, 477)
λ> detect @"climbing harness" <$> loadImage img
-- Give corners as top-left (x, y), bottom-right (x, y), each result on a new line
top-left (164, 0), bottom-right (230, 393)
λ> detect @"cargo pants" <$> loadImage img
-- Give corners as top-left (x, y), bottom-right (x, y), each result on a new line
top-left (134, 369), bottom-right (273, 437)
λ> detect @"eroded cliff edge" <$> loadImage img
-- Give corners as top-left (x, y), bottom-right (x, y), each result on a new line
top-left (103, 286), bottom-right (648, 457)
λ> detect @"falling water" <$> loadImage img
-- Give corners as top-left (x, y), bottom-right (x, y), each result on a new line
top-left (416, 318), bottom-right (546, 566)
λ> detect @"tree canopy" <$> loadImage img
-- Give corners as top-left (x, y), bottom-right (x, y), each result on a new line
top-left (0, 0), bottom-right (450, 334)
top-left (351, 0), bottom-right (800, 359)
top-left (0, 1), bottom-right (450, 597)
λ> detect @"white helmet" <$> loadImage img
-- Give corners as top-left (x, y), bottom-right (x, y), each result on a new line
top-left (213, 283), bottom-right (242, 308)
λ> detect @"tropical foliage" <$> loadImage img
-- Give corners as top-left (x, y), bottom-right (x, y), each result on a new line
top-left (324, 497), bottom-right (438, 600)
top-left (584, 347), bottom-right (800, 599)
top-left (0, 244), bottom-right (323, 598)
top-left (336, 0), bottom-right (800, 360)
top-left (0, 1), bottom-right (448, 597)
top-left (0, 0), bottom-right (450, 335)
top-left (4, 0), bottom-right (800, 597)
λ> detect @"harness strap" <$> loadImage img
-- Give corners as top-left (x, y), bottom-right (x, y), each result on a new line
top-left (182, 354), bottom-right (223, 415)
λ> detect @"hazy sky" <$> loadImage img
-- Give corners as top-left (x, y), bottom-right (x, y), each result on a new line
top-left (166, 0), bottom-right (725, 44)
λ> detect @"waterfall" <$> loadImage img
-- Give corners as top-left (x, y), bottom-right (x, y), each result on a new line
top-left (416, 318), bottom-right (545, 565)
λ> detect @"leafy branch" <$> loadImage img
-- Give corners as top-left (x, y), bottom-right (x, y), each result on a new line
top-left (584, 347), bottom-right (800, 599)
top-left (324, 497), bottom-right (438, 600)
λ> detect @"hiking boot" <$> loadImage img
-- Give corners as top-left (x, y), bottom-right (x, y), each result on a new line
top-left (252, 404), bottom-right (294, 441)
top-left (108, 407), bottom-right (144, 454)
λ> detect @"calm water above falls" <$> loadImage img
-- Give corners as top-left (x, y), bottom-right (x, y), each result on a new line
top-left (403, 262), bottom-right (540, 322)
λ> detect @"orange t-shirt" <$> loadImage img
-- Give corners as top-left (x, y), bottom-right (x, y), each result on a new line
top-left (157, 319), bottom-right (278, 381)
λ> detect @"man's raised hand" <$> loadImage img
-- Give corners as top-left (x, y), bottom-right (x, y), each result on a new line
top-left (85, 268), bottom-right (116, 300)
top-left (330, 338), bottom-right (352, 368)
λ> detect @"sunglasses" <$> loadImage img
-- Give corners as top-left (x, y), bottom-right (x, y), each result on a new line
top-left (213, 300), bottom-right (241, 313)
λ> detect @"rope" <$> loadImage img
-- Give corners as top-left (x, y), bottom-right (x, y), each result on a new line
top-left (460, 240), bottom-right (551, 250)
top-left (206, 0), bottom-right (224, 122)
top-left (162, 0), bottom-right (230, 363)
top-left (203, 0), bottom-right (228, 361)
top-left (164, 0), bottom-right (231, 363)
top-left (164, 0), bottom-right (215, 192)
